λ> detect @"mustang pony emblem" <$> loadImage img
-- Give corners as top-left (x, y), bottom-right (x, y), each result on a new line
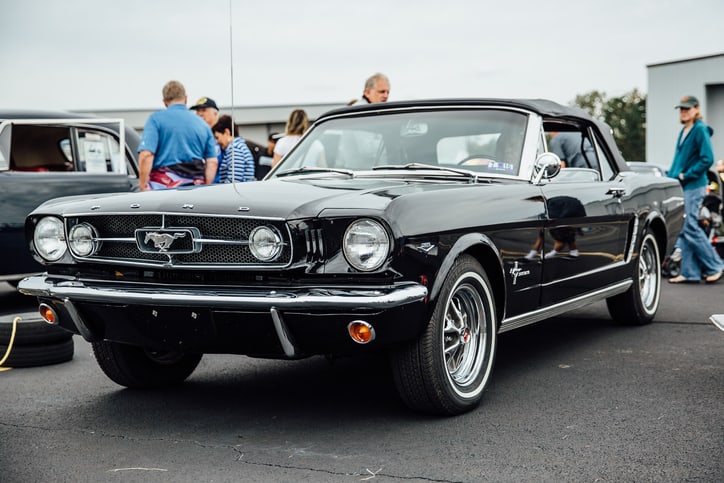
top-left (143, 232), bottom-right (186, 252)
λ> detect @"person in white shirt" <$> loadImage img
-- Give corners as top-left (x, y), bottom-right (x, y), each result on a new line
top-left (272, 109), bottom-right (309, 168)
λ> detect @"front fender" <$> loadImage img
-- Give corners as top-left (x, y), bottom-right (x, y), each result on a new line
top-left (428, 232), bottom-right (505, 313)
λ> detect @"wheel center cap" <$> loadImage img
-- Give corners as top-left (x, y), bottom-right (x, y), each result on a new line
top-left (462, 328), bottom-right (470, 344)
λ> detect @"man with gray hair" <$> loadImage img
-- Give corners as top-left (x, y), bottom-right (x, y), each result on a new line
top-left (348, 73), bottom-right (390, 105)
top-left (137, 80), bottom-right (218, 190)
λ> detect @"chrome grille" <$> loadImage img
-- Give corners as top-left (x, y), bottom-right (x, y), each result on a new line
top-left (67, 213), bottom-right (292, 268)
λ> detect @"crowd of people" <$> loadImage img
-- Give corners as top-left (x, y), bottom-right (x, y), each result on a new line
top-left (138, 73), bottom-right (390, 190)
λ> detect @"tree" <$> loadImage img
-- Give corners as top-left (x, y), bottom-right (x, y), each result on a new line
top-left (573, 90), bottom-right (607, 120)
top-left (571, 89), bottom-right (646, 161)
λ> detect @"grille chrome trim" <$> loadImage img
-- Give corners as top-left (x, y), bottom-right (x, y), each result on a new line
top-left (64, 212), bottom-right (294, 269)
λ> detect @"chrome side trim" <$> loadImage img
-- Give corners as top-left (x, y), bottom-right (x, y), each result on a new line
top-left (18, 276), bottom-right (428, 311)
top-left (499, 280), bottom-right (632, 333)
top-left (270, 307), bottom-right (298, 357)
top-left (625, 216), bottom-right (640, 264)
top-left (540, 259), bottom-right (626, 288)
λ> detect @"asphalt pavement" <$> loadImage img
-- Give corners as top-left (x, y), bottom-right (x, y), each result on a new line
top-left (0, 281), bottom-right (722, 482)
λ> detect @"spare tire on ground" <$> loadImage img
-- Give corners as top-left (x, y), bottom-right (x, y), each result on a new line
top-left (0, 313), bottom-right (74, 368)
top-left (0, 338), bottom-right (74, 368)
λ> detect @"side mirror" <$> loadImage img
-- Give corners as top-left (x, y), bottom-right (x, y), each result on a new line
top-left (532, 152), bottom-right (562, 183)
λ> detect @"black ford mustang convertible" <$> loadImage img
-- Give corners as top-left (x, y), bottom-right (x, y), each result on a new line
top-left (19, 99), bottom-right (684, 415)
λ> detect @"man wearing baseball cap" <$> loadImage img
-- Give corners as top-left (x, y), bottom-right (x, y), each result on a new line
top-left (190, 97), bottom-right (219, 128)
top-left (667, 95), bottom-right (723, 284)
top-left (190, 97), bottom-right (222, 182)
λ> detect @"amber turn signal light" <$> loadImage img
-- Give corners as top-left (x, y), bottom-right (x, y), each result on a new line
top-left (39, 304), bottom-right (57, 325)
top-left (348, 320), bottom-right (375, 344)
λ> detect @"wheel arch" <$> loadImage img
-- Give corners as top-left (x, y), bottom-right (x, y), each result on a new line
top-left (428, 233), bottom-right (505, 327)
top-left (642, 211), bottom-right (669, 256)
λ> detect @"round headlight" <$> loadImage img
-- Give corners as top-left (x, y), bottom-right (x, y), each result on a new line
top-left (33, 217), bottom-right (67, 262)
top-left (249, 226), bottom-right (283, 261)
top-left (343, 219), bottom-right (390, 272)
top-left (68, 223), bottom-right (98, 257)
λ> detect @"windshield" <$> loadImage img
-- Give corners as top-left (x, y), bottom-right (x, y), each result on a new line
top-left (270, 109), bottom-right (529, 178)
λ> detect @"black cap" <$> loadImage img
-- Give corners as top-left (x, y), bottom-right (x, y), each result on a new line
top-left (190, 97), bottom-right (218, 111)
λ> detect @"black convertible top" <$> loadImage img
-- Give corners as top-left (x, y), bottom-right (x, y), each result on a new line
top-left (323, 98), bottom-right (593, 120)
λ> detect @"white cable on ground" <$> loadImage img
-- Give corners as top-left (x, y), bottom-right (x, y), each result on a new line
top-left (0, 316), bottom-right (20, 370)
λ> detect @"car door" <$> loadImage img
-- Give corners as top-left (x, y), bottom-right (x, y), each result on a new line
top-left (539, 128), bottom-right (634, 305)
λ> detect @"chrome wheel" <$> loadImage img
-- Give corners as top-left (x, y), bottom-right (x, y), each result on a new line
top-left (638, 235), bottom-right (660, 313)
top-left (443, 275), bottom-right (488, 393)
top-left (606, 231), bottom-right (661, 325)
top-left (390, 255), bottom-right (497, 415)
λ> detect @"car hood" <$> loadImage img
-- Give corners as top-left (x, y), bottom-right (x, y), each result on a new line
top-left (32, 177), bottom-right (497, 220)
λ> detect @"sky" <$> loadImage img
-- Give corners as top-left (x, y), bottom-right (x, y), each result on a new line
top-left (1, 0), bottom-right (723, 112)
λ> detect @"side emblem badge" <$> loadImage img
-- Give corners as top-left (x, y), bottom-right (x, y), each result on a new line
top-left (509, 261), bottom-right (531, 286)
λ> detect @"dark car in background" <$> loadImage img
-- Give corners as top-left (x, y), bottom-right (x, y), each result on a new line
top-left (19, 99), bottom-right (684, 415)
top-left (626, 161), bottom-right (668, 177)
top-left (0, 111), bottom-right (140, 285)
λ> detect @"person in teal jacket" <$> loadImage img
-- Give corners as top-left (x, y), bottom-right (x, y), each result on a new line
top-left (667, 95), bottom-right (723, 284)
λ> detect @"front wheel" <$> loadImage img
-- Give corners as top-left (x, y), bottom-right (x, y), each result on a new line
top-left (91, 340), bottom-right (202, 388)
top-left (606, 231), bottom-right (661, 325)
top-left (390, 255), bottom-right (497, 415)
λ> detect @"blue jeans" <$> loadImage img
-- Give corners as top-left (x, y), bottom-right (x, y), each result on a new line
top-left (677, 186), bottom-right (724, 280)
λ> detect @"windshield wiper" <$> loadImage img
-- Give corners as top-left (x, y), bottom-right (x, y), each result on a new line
top-left (276, 166), bottom-right (355, 178)
top-left (372, 163), bottom-right (479, 179)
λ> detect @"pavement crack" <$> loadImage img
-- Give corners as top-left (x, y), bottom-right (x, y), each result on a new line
top-left (231, 447), bottom-right (461, 482)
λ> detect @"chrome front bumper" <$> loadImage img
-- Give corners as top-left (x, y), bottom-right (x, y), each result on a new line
top-left (18, 275), bottom-right (429, 358)
top-left (18, 275), bottom-right (428, 310)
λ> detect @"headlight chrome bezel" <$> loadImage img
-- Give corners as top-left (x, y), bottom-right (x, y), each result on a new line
top-left (68, 222), bottom-right (99, 257)
top-left (342, 218), bottom-right (391, 272)
top-left (33, 216), bottom-right (68, 262)
top-left (248, 225), bottom-right (284, 262)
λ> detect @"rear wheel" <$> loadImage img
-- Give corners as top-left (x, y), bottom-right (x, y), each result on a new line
top-left (390, 255), bottom-right (497, 415)
top-left (91, 340), bottom-right (202, 388)
top-left (607, 231), bottom-right (661, 325)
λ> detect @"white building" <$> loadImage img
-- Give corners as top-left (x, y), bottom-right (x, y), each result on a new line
top-left (82, 102), bottom-right (346, 148)
top-left (647, 52), bottom-right (724, 167)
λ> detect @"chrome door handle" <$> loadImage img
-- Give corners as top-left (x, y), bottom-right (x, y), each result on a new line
top-left (607, 187), bottom-right (626, 198)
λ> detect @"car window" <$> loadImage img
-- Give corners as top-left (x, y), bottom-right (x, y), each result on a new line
top-left (5, 123), bottom-right (128, 174)
top-left (77, 130), bottom-right (127, 174)
top-left (590, 132), bottom-right (616, 181)
top-left (544, 123), bottom-right (611, 182)
top-left (275, 109), bottom-right (529, 177)
top-left (0, 123), bottom-right (9, 170)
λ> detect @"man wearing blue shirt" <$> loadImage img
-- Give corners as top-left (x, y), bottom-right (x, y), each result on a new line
top-left (137, 81), bottom-right (218, 190)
